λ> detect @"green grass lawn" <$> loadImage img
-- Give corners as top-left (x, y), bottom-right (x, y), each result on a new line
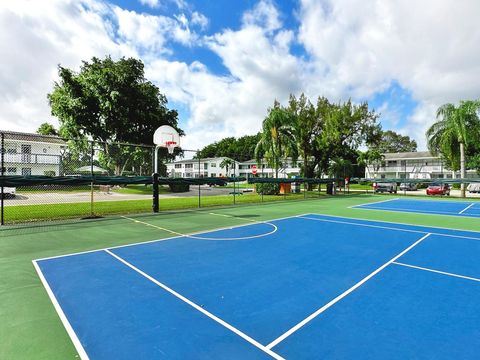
top-left (3, 192), bottom-right (319, 223)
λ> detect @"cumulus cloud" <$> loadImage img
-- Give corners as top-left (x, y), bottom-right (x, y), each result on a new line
top-left (138, 0), bottom-right (159, 8)
top-left (0, 0), bottom-right (207, 135)
top-left (297, 0), bottom-right (480, 128)
top-left (242, 0), bottom-right (282, 33)
top-left (0, 0), bottom-right (130, 132)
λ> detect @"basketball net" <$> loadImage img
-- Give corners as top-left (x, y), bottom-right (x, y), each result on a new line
top-left (165, 141), bottom-right (177, 155)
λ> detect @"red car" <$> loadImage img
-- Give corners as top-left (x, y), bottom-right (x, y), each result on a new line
top-left (426, 183), bottom-right (450, 196)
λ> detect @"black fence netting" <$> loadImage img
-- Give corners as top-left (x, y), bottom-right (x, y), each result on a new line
top-left (2, 130), bottom-right (479, 226)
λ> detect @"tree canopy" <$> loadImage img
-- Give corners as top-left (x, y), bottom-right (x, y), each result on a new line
top-left (48, 56), bottom-right (183, 175)
top-left (255, 95), bottom-right (379, 178)
top-left (374, 130), bottom-right (417, 153)
top-left (196, 133), bottom-right (261, 161)
top-left (36, 122), bottom-right (58, 136)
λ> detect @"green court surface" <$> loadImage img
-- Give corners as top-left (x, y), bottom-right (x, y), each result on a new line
top-left (2, 194), bottom-right (480, 359)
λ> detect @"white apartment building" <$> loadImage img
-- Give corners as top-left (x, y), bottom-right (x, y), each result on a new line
top-left (364, 151), bottom-right (477, 179)
top-left (166, 157), bottom-right (302, 179)
top-left (2, 131), bottom-right (66, 176)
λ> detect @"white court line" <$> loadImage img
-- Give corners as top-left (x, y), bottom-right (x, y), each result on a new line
top-left (34, 213), bottom-right (303, 262)
top-left (303, 213), bottom-right (480, 238)
top-left (298, 215), bottom-right (480, 242)
top-left (122, 217), bottom-right (278, 241)
top-left (353, 205), bottom-right (480, 218)
top-left (266, 233), bottom-right (432, 350)
top-left (32, 261), bottom-right (90, 360)
top-left (105, 249), bottom-right (284, 360)
top-left (393, 261), bottom-right (480, 283)
top-left (459, 203), bottom-right (476, 214)
top-left (350, 197), bottom-right (400, 208)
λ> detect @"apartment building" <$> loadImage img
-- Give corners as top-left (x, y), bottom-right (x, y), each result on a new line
top-left (2, 131), bottom-right (66, 176)
top-left (364, 151), bottom-right (477, 179)
top-left (166, 157), bottom-right (302, 179)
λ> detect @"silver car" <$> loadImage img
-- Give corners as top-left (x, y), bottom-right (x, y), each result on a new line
top-left (399, 182), bottom-right (418, 191)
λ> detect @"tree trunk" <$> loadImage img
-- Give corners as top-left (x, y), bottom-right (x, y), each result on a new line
top-left (460, 141), bottom-right (466, 197)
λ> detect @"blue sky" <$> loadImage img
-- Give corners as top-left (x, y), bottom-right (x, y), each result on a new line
top-left (1, 0), bottom-right (480, 150)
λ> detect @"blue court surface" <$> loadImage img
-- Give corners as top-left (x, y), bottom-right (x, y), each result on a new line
top-left (353, 197), bottom-right (480, 217)
top-left (34, 214), bottom-right (480, 359)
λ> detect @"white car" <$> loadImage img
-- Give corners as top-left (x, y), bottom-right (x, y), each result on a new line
top-left (467, 183), bottom-right (480, 193)
top-left (1, 187), bottom-right (16, 198)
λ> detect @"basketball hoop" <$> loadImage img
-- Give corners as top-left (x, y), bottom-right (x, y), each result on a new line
top-left (153, 125), bottom-right (181, 173)
top-left (165, 141), bottom-right (177, 155)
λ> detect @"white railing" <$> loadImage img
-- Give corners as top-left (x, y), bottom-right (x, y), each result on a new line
top-left (4, 153), bottom-right (61, 165)
top-left (375, 166), bottom-right (444, 173)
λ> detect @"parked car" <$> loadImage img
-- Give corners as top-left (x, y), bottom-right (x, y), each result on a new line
top-left (426, 183), bottom-right (450, 196)
top-left (467, 183), bottom-right (480, 193)
top-left (399, 182), bottom-right (418, 191)
top-left (1, 187), bottom-right (16, 199)
top-left (374, 182), bottom-right (397, 194)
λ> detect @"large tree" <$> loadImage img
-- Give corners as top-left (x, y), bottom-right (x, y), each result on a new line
top-left (48, 56), bottom-right (182, 174)
top-left (426, 100), bottom-right (480, 197)
top-left (319, 99), bottom-right (380, 175)
top-left (375, 130), bottom-right (417, 153)
top-left (196, 133), bottom-right (261, 161)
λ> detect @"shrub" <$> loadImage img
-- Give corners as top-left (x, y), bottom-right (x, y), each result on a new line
top-left (255, 183), bottom-right (280, 195)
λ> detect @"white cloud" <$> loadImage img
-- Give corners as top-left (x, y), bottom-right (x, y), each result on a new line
top-left (297, 0), bottom-right (480, 148)
top-left (191, 11), bottom-right (208, 30)
top-left (0, 0), bottom-right (207, 135)
top-left (242, 0), bottom-right (282, 33)
top-left (139, 0), bottom-right (159, 8)
top-left (114, 8), bottom-right (176, 52)
top-left (0, 0), bottom-right (132, 132)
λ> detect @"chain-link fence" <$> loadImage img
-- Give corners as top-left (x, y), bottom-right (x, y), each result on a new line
top-left (2, 130), bottom-right (480, 225)
top-left (0, 131), bottom-right (156, 224)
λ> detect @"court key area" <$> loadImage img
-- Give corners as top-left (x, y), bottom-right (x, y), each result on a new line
top-left (34, 213), bottom-right (480, 359)
top-left (353, 198), bottom-right (480, 218)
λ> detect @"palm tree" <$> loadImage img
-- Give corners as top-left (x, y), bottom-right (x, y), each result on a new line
top-left (426, 100), bottom-right (480, 197)
top-left (358, 149), bottom-right (384, 178)
top-left (255, 105), bottom-right (297, 178)
top-left (219, 158), bottom-right (235, 177)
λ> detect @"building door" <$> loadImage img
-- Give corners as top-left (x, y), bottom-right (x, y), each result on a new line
top-left (21, 144), bottom-right (31, 163)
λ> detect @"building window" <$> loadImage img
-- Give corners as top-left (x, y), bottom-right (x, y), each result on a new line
top-left (211, 163), bottom-right (216, 167)
top-left (185, 163), bottom-right (193, 169)
top-left (204, 163), bottom-right (208, 170)
top-left (6, 146), bottom-right (17, 154)
top-left (211, 173), bottom-right (216, 177)
top-left (175, 164), bottom-right (182, 169)
top-left (185, 172), bottom-right (192, 178)
top-left (7, 167), bottom-right (17, 175)
top-left (22, 168), bottom-right (32, 176)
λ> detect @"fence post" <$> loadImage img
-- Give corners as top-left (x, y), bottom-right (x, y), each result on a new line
top-left (1, 132), bottom-right (4, 225)
top-left (198, 155), bottom-right (201, 208)
top-left (152, 173), bottom-right (159, 213)
top-left (90, 142), bottom-right (94, 217)
top-left (233, 160), bottom-right (236, 205)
